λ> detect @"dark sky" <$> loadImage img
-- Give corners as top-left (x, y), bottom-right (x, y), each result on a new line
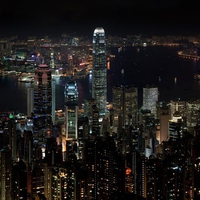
top-left (0, 0), bottom-right (199, 38)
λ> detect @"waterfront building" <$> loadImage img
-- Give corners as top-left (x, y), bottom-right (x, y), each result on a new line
top-left (112, 85), bottom-right (138, 130)
top-left (92, 27), bottom-right (107, 116)
top-left (142, 86), bottom-right (159, 118)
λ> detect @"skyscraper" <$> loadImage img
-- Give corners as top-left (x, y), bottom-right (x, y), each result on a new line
top-left (92, 27), bottom-right (107, 116)
top-left (33, 64), bottom-right (53, 145)
top-left (27, 87), bottom-right (34, 118)
top-left (64, 80), bottom-right (78, 140)
top-left (112, 85), bottom-right (138, 128)
top-left (142, 86), bottom-right (159, 118)
top-left (64, 80), bottom-right (79, 160)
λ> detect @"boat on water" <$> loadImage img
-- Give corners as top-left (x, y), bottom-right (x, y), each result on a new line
top-left (18, 73), bottom-right (34, 83)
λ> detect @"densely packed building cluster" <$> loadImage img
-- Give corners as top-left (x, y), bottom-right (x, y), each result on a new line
top-left (1, 28), bottom-right (200, 200)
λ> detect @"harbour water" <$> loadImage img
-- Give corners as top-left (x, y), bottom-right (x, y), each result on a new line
top-left (1, 45), bottom-right (200, 114)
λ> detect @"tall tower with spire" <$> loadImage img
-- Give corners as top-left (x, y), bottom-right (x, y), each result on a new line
top-left (92, 27), bottom-right (107, 116)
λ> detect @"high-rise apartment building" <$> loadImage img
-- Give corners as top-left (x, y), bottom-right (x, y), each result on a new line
top-left (0, 147), bottom-right (12, 200)
top-left (92, 27), bottom-right (107, 116)
top-left (82, 136), bottom-right (124, 199)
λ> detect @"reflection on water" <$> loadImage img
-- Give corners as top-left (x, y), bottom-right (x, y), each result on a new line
top-left (1, 46), bottom-right (200, 113)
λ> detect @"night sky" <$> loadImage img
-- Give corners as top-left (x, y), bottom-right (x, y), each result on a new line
top-left (0, 0), bottom-right (199, 38)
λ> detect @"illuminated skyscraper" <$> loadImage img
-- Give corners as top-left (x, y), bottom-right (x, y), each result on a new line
top-left (64, 80), bottom-right (78, 140)
top-left (92, 27), bottom-right (107, 116)
top-left (64, 80), bottom-right (79, 159)
top-left (33, 64), bottom-right (53, 145)
top-left (112, 85), bottom-right (138, 128)
top-left (142, 86), bottom-right (159, 118)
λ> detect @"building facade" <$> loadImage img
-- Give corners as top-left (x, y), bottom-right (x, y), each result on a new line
top-left (92, 27), bottom-right (107, 116)
top-left (142, 86), bottom-right (159, 118)
top-left (33, 64), bottom-right (53, 146)
top-left (112, 85), bottom-right (138, 129)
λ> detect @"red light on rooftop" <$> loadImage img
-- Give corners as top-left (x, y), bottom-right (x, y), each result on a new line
top-left (126, 167), bottom-right (132, 175)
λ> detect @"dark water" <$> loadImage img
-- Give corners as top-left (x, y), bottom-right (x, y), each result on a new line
top-left (1, 45), bottom-right (200, 114)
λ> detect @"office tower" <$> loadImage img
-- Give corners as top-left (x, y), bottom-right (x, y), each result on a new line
top-left (157, 114), bottom-right (170, 143)
top-left (92, 27), bottom-right (107, 116)
top-left (84, 98), bottom-right (97, 134)
top-left (27, 87), bottom-right (34, 118)
top-left (156, 101), bottom-right (170, 144)
top-left (64, 80), bottom-right (78, 139)
top-left (91, 104), bottom-right (100, 136)
top-left (112, 85), bottom-right (138, 128)
top-left (168, 111), bottom-right (182, 141)
top-left (64, 80), bottom-right (79, 159)
top-left (33, 64), bottom-right (53, 145)
top-left (169, 99), bottom-right (186, 119)
top-left (51, 79), bottom-right (56, 125)
top-left (185, 100), bottom-right (200, 127)
top-left (142, 86), bottom-right (159, 118)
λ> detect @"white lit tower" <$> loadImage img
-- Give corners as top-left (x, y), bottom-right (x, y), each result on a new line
top-left (92, 27), bottom-right (107, 116)
top-left (142, 86), bottom-right (159, 118)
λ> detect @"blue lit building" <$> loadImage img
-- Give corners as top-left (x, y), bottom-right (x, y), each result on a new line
top-left (92, 27), bottom-right (107, 116)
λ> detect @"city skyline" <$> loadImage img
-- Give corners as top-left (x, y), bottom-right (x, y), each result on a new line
top-left (1, 21), bottom-right (200, 199)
